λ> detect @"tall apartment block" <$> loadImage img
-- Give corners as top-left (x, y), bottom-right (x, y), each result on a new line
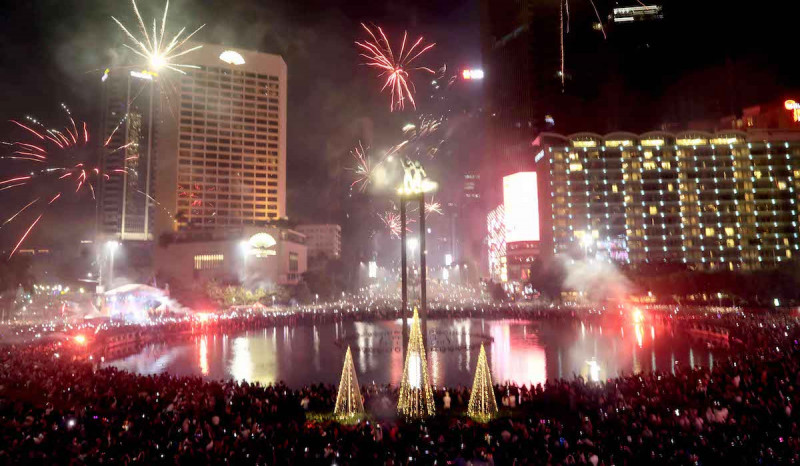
top-left (155, 44), bottom-right (287, 236)
top-left (296, 224), bottom-right (342, 260)
top-left (97, 69), bottom-right (159, 241)
top-left (533, 130), bottom-right (800, 270)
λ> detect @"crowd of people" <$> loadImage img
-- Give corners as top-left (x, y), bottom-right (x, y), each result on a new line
top-left (1, 307), bottom-right (799, 464)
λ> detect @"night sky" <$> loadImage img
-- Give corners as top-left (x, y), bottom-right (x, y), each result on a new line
top-left (0, 0), bottom-right (479, 249)
top-left (0, 0), bottom-right (798, 250)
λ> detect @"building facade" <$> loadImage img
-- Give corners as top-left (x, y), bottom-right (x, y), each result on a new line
top-left (296, 224), bottom-right (341, 259)
top-left (155, 44), bottom-right (287, 237)
top-left (534, 130), bottom-right (800, 270)
top-left (154, 226), bottom-right (306, 292)
top-left (98, 68), bottom-right (159, 241)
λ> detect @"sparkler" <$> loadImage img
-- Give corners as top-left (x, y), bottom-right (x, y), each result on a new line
top-left (356, 23), bottom-right (435, 111)
top-left (112, 0), bottom-right (205, 74)
top-left (1, 106), bottom-right (128, 258)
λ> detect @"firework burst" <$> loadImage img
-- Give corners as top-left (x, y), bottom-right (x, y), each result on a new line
top-left (1, 106), bottom-right (128, 258)
top-left (424, 197), bottom-right (443, 217)
top-left (379, 211), bottom-right (415, 238)
top-left (388, 114), bottom-right (444, 160)
top-left (112, 0), bottom-right (205, 75)
top-left (356, 23), bottom-right (435, 111)
top-left (347, 141), bottom-right (376, 192)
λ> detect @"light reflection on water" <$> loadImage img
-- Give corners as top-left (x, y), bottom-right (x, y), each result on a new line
top-left (106, 318), bottom-right (719, 387)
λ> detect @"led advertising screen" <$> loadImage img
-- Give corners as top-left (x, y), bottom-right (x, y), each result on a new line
top-left (503, 172), bottom-right (540, 243)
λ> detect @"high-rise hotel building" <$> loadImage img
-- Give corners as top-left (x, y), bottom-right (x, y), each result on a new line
top-left (155, 44), bottom-right (287, 236)
top-left (534, 130), bottom-right (800, 270)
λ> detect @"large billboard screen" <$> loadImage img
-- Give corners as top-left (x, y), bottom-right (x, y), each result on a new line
top-left (503, 172), bottom-right (540, 243)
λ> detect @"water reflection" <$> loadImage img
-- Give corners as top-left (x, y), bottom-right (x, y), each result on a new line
top-left (107, 318), bottom-right (719, 388)
top-left (199, 337), bottom-right (209, 376)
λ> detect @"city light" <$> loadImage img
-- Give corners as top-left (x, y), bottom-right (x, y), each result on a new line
top-left (74, 334), bottom-right (87, 345)
top-left (784, 100), bottom-right (800, 122)
top-left (461, 69), bottom-right (484, 80)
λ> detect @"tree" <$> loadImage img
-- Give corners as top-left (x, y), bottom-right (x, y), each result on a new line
top-left (468, 344), bottom-right (498, 421)
top-left (205, 280), bottom-right (267, 307)
top-left (334, 346), bottom-right (365, 419)
top-left (397, 308), bottom-right (435, 418)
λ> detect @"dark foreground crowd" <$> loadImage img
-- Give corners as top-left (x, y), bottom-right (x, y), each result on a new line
top-left (2, 310), bottom-right (800, 465)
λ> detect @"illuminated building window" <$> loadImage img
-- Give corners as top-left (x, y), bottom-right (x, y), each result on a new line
top-left (649, 206), bottom-right (658, 215)
top-left (725, 227), bottom-right (734, 236)
top-left (612, 184), bottom-right (619, 193)
top-left (705, 227), bottom-right (715, 236)
top-left (778, 181), bottom-right (787, 190)
top-left (668, 184), bottom-right (674, 192)
top-left (606, 140), bottom-right (632, 147)
top-left (194, 254), bottom-right (224, 270)
top-left (727, 238), bottom-right (735, 248)
top-left (644, 151), bottom-right (653, 159)
top-left (569, 162), bottom-right (584, 171)
top-left (643, 161), bottom-right (657, 170)
top-left (642, 139), bottom-right (664, 147)
top-left (289, 252), bottom-right (298, 272)
top-left (662, 161), bottom-right (671, 169)
top-left (755, 170), bottom-right (762, 179)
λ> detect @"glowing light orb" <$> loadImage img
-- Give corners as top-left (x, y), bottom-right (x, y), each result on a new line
top-left (219, 50), bottom-right (246, 65)
top-left (150, 55), bottom-right (166, 70)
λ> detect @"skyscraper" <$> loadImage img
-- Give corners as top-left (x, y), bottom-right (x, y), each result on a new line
top-left (479, 0), bottom-right (562, 204)
top-left (97, 68), bottom-right (159, 242)
top-left (155, 44), bottom-right (287, 237)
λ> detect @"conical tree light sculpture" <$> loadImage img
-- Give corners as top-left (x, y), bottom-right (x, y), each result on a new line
top-left (467, 343), bottom-right (498, 420)
top-left (334, 346), bottom-right (365, 419)
top-left (397, 307), bottom-right (435, 418)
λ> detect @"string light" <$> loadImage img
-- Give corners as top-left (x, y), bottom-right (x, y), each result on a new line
top-left (333, 346), bottom-right (365, 420)
top-left (467, 343), bottom-right (498, 421)
top-left (397, 307), bottom-right (435, 418)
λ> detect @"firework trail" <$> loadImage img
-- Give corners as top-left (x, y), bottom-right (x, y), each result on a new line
top-left (560, 0), bottom-right (608, 90)
top-left (112, 0), bottom-right (205, 75)
top-left (588, 0), bottom-right (607, 39)
top-left (356, 23), bottom-right (435, 111)
top-left (0, 107), bottom-right (128, 258)
top-left (560, 0), bottom-right (565, 90)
